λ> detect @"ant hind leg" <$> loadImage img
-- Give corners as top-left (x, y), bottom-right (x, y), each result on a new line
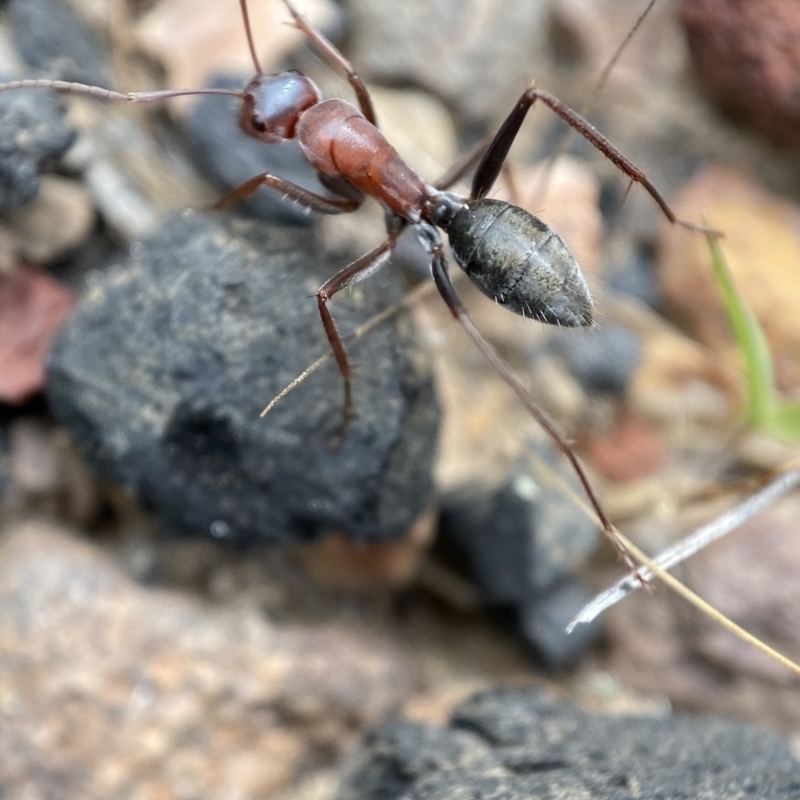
top-left (470, 83), bottom-right (713, 233)
top-left (434, 134), bottom-right (493, 191)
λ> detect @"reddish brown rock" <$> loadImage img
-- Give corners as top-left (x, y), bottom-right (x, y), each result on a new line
top-left (679, 0), bottom-right (800, 148)
top-left (582, 409), bottom-right (668, 483)
top-left (0, 265), bottom-right (75, 404)
top-left (0, 521), bottom-right (414, 799)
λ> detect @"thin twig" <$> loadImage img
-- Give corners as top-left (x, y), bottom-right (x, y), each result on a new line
top-left (567, 465), bottom-right (800, 678)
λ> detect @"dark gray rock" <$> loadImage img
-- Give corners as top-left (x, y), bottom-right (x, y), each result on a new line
top-left (438, 483), bottom-right (526, 605)
top-left (439, 463), bottom-right (598, 604)
top-left (338, 688), bottom-right (800, 800)
top-left (340, 720), bottom-right (496, 800)
top-left (7, 0), bottom-right (111, 88)
top-left (608, 252), bottom-right (663, 310)
top-left (438, 462), bottom-right (599, 668)
top-left (185, 74), bottom-right (324, 225)
top-left (0, 87), bottom-right (75, 211)
top-left (47, 211), bottom-right (440, 543)
top-left (552, 325), bottom-right (641, 397)
top-left (517, 578), bottom-right (601, 669)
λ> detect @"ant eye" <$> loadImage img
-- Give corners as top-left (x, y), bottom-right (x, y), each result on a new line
top-left (251, 117), bottom-right (267, 133)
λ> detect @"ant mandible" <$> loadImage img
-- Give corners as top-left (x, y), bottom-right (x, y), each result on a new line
top-left (0, 0), bottom-right (705, 573)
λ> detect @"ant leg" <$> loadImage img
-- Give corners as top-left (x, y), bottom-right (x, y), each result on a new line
top-left (470, 83), bottom-right (707, 233)
top-left (434, 133), bottom-right (493, 191)
top-left (414, 221), bottom-right (642, 575)
top-left (214, 173), bottom-right (363, 214)
top-left (281, 0), bottom-right (378, 126)
top-left (500, 162), bottom-right (522, 207)
top-left (317, 237), bottom-right (397, 439)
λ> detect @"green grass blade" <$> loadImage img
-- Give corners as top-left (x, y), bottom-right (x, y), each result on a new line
top-left (706, 230), bottom-right (800, 442)
top-left (706, 230), bottom-right (774, 426)
top-left (764, 402), bottom-right (800, 442)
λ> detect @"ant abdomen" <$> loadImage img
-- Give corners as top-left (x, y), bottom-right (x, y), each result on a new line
top-left (447, 198), bottom-right (593, 327)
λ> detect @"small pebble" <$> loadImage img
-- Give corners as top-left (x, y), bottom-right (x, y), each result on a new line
top-left (348, 0), bottom-right (549, 127)
top-left (552, 324), bottom-right (641, 397)
top-left (608, 251), bottom-right (662, 310)
top-left (0, 265), bottom-right (75, 404)
top-left (438, 458), bottom-right (599, 666)
top-left (0, 86), bottom-right (74, 212)
top-left (1, 175), bottom-right (95, 265)
top-left (7, 0), bottom-right (110, 87)
top-left (517, 577), bottom-right (602, 669)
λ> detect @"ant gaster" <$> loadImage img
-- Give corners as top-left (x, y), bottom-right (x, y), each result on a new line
top-left (0, 0), bottom-right (708, 573)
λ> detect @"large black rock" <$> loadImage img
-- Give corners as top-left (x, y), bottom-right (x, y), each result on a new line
top-left (47, 211), bottom-right (440, 543)
top-left (337, 688), bottom-right (800, 800)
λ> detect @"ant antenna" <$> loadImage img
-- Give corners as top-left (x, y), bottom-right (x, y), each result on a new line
top-left (239, 0), bottom-right (264, 75)
top-left (0, 80), bottom-right (244, 104)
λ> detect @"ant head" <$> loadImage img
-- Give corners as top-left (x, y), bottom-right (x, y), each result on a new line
top-left (239, 71), bottom-right (321, 143)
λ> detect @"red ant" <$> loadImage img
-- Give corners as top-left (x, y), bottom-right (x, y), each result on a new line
top-left (0, 0), bottom-right (708, 573)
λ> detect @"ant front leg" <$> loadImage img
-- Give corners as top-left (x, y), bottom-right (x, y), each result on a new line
top-left (316, 237), bottom-right (397, 443)
top-left (281, 0), bottom-right (378, 126)
top-left (471, 83), bottom-right (707, 233)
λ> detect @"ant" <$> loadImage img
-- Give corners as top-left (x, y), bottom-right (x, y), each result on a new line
top-left (0, 0), bottom-right (709, 574)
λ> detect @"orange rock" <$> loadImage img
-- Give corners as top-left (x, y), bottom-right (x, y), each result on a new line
top-left (0, 266), bottom-right (75, 404)
top-left (295, 509), bottom-right (437, 590)
top-left (658, 166), bottom-right (800, 393)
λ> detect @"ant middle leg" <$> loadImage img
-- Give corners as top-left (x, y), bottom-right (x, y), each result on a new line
top-left (433, 133), bottom-right (494, 191)
top-left (470, 83), bottom-right (707, 232)
top-left (281, 0), bottom-right (378, 127)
